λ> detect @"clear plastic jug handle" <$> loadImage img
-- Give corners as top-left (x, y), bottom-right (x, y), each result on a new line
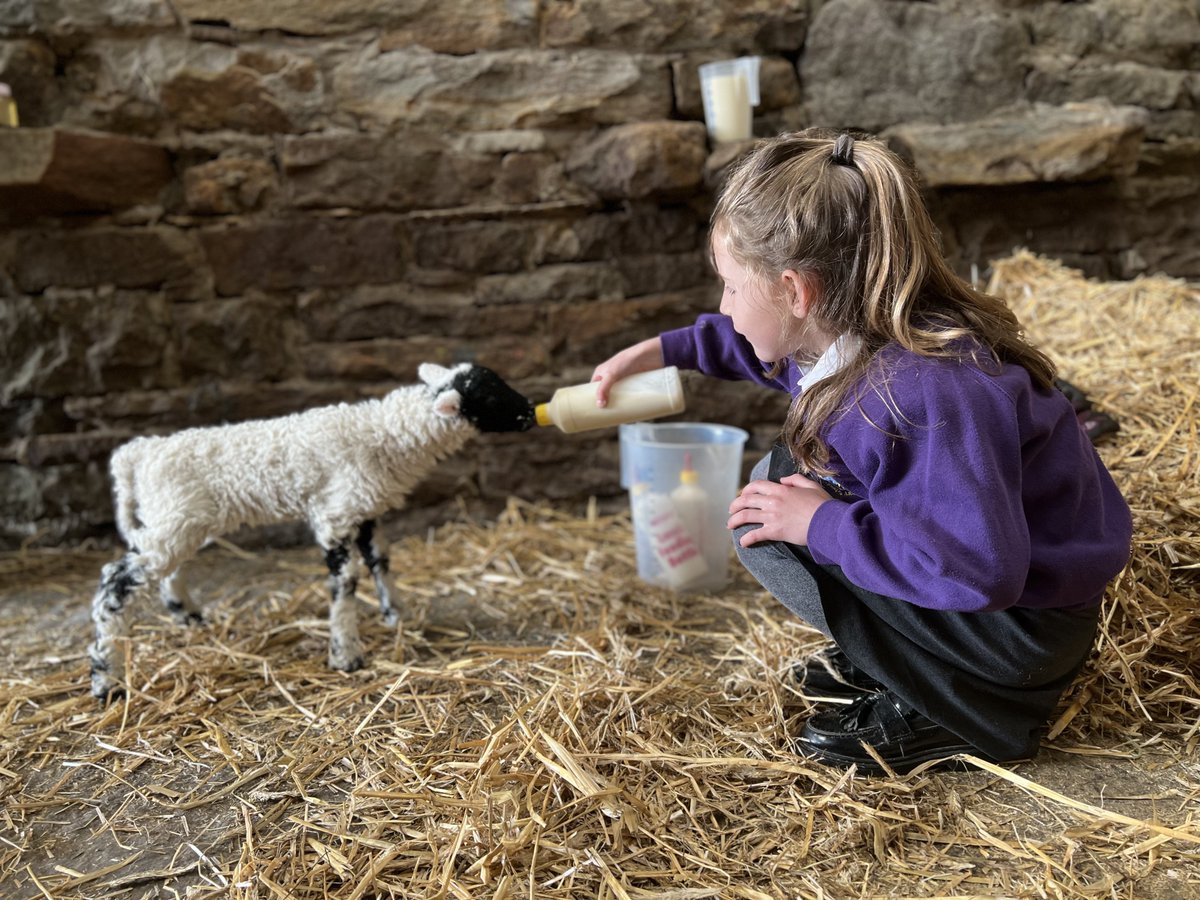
top-left (741, 57), bottom-right (762, 107)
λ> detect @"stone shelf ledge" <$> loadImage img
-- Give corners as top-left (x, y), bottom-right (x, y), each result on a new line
top-left (0, 127), bottom-right (172, 218)
top-left (885, 102), bottom-right (1150, 188)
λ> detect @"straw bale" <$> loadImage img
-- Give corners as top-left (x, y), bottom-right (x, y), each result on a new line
top-left (1, 252), bottom-right (1198, 897)
top-left (986, 251), bottom-right (1200, 747)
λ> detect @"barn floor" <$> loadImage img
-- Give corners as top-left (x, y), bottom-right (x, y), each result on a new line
top-left (1, 506), bottom-right (1197, 900)
top-left (3, 253), bottom-right (1200, 898)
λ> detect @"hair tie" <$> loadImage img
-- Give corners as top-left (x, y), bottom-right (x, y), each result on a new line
top-left (831, 134), bottom-right (856, 167)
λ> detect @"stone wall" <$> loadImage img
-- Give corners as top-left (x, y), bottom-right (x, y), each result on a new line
top-left (2, 0), bottom-right (1199, 548)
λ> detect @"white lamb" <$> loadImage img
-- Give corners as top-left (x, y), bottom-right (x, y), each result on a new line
top-left (89, 362), bottom-right (535, 701)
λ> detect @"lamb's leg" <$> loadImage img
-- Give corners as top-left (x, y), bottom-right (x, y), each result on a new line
top-left (89, 555), bottom-right (147, 702)
top-left (355, 519), bottom-right (398, 626)
top-left (324, 536), bottom-right (364, 672)
top-left (160, 567), bottom-right (204, 626)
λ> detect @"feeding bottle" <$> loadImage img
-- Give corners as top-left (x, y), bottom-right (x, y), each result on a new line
top-left (630, 479), bottom-right (708, 589)
top-left (670, 451), bottom-right (710, 551)
top-left (535, 366), bottom-right (685, 434)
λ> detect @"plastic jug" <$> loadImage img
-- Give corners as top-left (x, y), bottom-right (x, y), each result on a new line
top-left (620, 422), bottom-right (748, 591)
top-left (698, 57), bottom-right (761, 143)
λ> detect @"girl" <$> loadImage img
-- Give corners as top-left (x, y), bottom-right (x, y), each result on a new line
top-left (592, 130), bottom-right (1132, 773)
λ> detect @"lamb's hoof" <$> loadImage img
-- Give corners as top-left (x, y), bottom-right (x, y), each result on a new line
top-left (165, 602), bottom-right (205, 627)
top-left (329, 641), bottom-right (365, 672)
top-left (381, 609), bottom-right (400, 627)
top-left (92, 682), bottom-right (126, 706)
top-left (90, 657), bottom-right (123, 704)
top-left (330, 655), bottom-right (365, 673)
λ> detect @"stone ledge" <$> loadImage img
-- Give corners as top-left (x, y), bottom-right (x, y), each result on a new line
top-left (0, 128), bottom-right (172, 219)
top-left (886, 102), bottom-right (1149, 188)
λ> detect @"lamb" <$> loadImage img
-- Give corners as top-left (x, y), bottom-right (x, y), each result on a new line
top-left (89, 362), bottom-right (535, 701)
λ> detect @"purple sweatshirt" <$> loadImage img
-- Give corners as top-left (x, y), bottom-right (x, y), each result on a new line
top-left (662, 314), bottom-right (1132, 612)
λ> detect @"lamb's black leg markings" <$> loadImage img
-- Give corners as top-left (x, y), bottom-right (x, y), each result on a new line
top-left (325, 536), bottom-right (364, 672)
top-left (89, 555), bottom-right (145, 702)
top-left (161, 569), bottom-right (204, 626)
top-left (355, 519), bottom-right (398, 626)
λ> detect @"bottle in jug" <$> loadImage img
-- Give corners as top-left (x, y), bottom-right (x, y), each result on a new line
top-left (630, 479), bottom-right (708, 589)
top-left (670, 451), bottom-right (710, 554)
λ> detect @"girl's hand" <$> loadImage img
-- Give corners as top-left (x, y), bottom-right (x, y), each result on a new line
top-left (591, 337), bottom-right (665, 407)
top-left (728, 474), bottom-right (832, 547)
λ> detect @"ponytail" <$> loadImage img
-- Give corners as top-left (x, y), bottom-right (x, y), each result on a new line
top-left (713, 129), bottom-right (1056, 474)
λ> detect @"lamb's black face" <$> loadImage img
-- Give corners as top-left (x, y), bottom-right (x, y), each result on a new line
top-left (453, 366), bottom-right (536, 433)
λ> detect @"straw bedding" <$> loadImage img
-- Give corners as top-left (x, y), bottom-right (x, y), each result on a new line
top-left (1, 252), bottom-right (1198, 898)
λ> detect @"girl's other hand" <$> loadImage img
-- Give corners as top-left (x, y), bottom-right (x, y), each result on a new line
top-left (728, 474), bottom-right (832, 547)
top-left (590, 337), bottom-right (665, 407)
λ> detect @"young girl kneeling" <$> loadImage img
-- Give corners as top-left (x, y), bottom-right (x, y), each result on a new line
top-left (592, 130), bottom-right (1132, 773)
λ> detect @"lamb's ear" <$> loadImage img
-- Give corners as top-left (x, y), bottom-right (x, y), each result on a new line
top-left (433, 388), bottom-right (463, 419)
top-left (418, 363), bottom-right (453, 387)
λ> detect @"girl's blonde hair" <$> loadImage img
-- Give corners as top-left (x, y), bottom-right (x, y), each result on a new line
top-left (712, 128), bottom-right (1056, 474)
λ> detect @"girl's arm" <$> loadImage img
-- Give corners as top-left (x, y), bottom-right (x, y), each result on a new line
top-left (660, 314), bottom-right (792, 389)
top-left (592, 314), bottom-right (792, 406)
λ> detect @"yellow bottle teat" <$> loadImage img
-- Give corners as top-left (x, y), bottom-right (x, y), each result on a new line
top-left (680, 451), bottom-right (699, 485)
top-left (535, 403), bottom-right (552, 427)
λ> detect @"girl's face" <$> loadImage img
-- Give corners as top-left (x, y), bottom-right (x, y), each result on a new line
top-left (714, 237), bottom-right (796, 363)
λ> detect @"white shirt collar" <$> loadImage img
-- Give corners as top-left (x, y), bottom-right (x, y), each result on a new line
top-left (797, 334), bottom-right (862, 393)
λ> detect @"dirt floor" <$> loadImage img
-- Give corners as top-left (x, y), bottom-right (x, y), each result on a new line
top-left (1, 509), bottom-right (1197, 899)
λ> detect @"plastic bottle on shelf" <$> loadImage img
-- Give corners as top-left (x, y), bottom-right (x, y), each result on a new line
top-left (0, 84), bottom-right (18, 128)
top-left (535, 367), bottom-right (685, 434)
top-left (670, 451), bottom-right (710, 554)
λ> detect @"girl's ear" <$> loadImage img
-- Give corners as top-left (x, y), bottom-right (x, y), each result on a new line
top-left (781, 269), bottom-right (813, 318)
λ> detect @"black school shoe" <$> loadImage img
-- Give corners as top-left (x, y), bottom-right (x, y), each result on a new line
top-left (796, 690), bottom-right (988, 774)
top-left (792, 646), bottom-right (883, 702)
top-left (1055, 377), bottom-right (1120, 444)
